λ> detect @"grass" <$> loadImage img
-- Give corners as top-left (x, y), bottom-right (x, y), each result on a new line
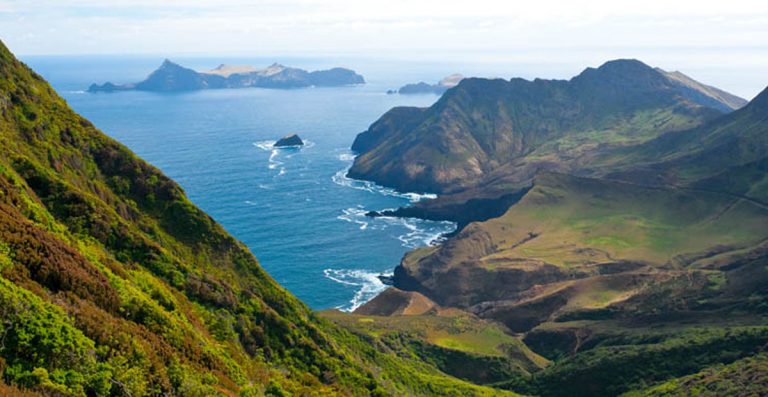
top-left (526, 326), bottom-right (768, 397)
top-left (323, 309), bottom-right (548, 368)
top-left (621, 353), bottom-right (768, 397)
top-left (430, 323), bottom-right (514, 357)
top-left (477, 173), bottom-right (768, 268)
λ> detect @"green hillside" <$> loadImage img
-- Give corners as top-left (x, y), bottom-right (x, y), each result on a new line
top-left (380, 173), bottom-right (768, 396)
top-left (595, 85), bottom-right (768, 203)
top-left (348, 59), bottom-right (739, 195)
top-left (622, 353), bottom-right (768, 397)
top-left (0, 40), bottom-right (518, 396)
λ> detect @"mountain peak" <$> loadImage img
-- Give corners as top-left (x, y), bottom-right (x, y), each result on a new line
top-left (597, 58), bottom-right (653, 72)
top-left (160, 58), bottom-right (182, 69)
top-left (749, 86), bottom-right (768, 109)
top-left (574, 58), bottom-right (661, 84)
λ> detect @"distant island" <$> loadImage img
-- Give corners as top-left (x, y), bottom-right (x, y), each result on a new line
top-left (89, 59), bottom-right (365, 92)
top-left (389, 74), bottom-right (464, 95)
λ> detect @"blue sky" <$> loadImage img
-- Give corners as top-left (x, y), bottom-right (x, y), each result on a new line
top-left (2, 0), bottom-right (767, 97)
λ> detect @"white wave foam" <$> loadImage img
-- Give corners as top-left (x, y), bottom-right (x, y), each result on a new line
top-left (394, 217), bottom-right (453, 248)
top-left (335, 205), bottom-right (455, 247)
top-left (337, 206), bottom-right (369, 230)
top-left (254, 140), bottom-right (313, 177)
top-left (253, 140), bottom-right (277, 151)
top-left (324, 268), bottom-right (393, 312)
top-left (375, 215), bottom-right (454, 248)
top-left (331, 167), bottom-right (437, 203)
top-left (332, 150), bottom-right (436, 203)
top-left (267, 149), bottom-right (282, 169)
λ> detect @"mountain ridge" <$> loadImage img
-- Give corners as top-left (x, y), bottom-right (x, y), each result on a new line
top-left (348, 59), bottom-right (743, 195)
top-left (351, 58), bottom-right (768, 397)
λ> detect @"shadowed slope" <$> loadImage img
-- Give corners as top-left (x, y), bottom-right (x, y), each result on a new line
top-left (349, 59), bottom-right (742, 195)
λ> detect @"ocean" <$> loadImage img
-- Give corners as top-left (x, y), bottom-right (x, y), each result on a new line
top-left (23, 55), bottom-right (461, 311)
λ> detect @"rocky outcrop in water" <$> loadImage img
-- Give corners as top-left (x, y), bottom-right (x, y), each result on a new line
top-left (274, 134), bottom-right (304, 147)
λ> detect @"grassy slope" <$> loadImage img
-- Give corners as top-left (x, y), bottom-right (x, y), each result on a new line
top-left (322, 309), bottom-right (547, 386)
top-left (621, 353), bottom-right (768, 397)
top-left (594, 85), bottom-right (768, 202)
top-left (397, 172), bottom-right (768, 310)
top-left (0, 40), bottom-right (514, 396)
top-left (390, 172), bottom-right (768, 396)
top-left (484, 172), bottom-right (768, 267)
top-left (349, 60), bottom-right (725, 195)
top-left (352, 62), bottom-right (768, 397)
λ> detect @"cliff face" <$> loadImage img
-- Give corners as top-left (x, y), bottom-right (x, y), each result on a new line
top-left (0, 41), bottom-right (515, 396)
top-left (348, 59), bottom-right (744, 195)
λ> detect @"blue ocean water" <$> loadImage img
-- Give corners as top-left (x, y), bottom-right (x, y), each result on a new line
top-left (24, 56), bottom-right (458, 310)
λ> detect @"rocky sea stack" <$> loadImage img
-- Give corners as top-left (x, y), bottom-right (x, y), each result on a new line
top-left (274, 134), bottom-right (304, 147)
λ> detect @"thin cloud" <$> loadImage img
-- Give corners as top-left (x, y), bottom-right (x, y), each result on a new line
top-left (0, 0), bottom-right (766, 97)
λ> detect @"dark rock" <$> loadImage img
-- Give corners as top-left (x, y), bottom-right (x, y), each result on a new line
top-left (274, 134), bottom-right (304, 147)
top-left (377, 274), bottom-right (394, 285)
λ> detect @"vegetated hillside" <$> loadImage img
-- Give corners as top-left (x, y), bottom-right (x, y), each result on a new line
top-left (594, 85), bottom-right (768, 203)
top-left (0, 40), bottom-right (517, 396)
top-left (322, 308), bottom-right (549, 387)
top-left (621, 353), bottom-right (768, 397)
top-left (372, 171), bottom-right (768, 396)
top-left (392, 172), bottom-right (768, 322)
top-left (352, 60), bottom-right (768, 396)
top-left (348, 59), bottom-right (743, 195)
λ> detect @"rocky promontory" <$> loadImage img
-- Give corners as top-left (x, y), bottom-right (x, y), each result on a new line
top-left (392, 74), bottom-right (464, 95)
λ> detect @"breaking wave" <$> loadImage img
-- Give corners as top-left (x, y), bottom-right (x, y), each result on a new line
top-left (323, 268), bottom-right (392, 312)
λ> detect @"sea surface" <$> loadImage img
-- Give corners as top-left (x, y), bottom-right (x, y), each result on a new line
top-left (24, 55), bottom-right (463, 311)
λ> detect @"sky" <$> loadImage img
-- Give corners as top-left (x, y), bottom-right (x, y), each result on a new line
top-left (1, 0), bottom-right (767, 97)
